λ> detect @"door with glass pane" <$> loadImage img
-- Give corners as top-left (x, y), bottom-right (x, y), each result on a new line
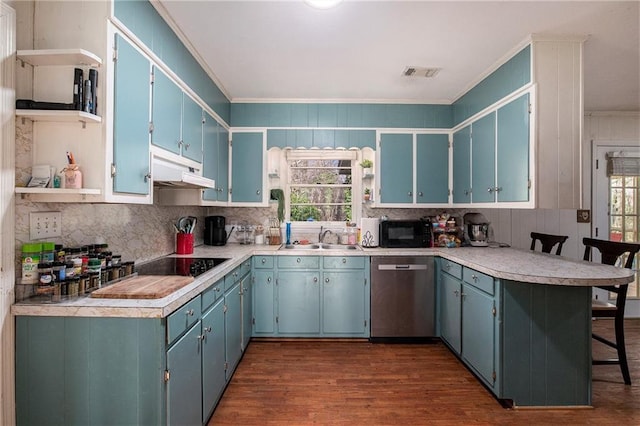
top-left (593, 143), bottom-right (640, 316)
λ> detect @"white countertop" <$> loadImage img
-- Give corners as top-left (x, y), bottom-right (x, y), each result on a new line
top-left (12, 244), bottom-right (635, 318)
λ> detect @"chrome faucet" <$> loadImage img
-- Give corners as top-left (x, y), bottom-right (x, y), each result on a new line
top-left (319, 226), bottom-right (333, 243)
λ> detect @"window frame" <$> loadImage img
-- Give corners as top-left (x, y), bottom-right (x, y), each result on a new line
top-left (284, 148), bottom-right (362, 228)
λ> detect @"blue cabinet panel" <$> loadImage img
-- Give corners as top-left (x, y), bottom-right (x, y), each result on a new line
top-left (462, 283), bottom-right (496, 388)
top-left (453, 45), bottom-right (531, 125)
top-left (440, 271), bottom-right (462, 354)
top-left (151, 67), bottom-right (182, 154)
top-left (167, 322), bottom-right (202, 426)
top-left (203, 115), bottom-right (219, 201)
top-left (416, 133), bottom-right (449, 203)
top-left (452, 125), bottom-right (471, 203)
top-left (497, 93), bottom-right (530, 202)
top-left (267, 129), bottom-right (287, 149)
top-left (318, 104), bottom-right (338, 127)
top-left (202, 299), bottom-right (226, 423)
top-left (291, 104), bottom-right (309, 126)
top-left (113, 34), bottom-right (151, 195)
top-left (471, 112), bottom-right (496, 202)
top-left (379, 133), bottom-right (413, 203)
top-left (231, 132), bottom-right (263, 202)
top-left (322, 271), bottom-right (367, 334)
top-left (225, 282), bottom-right (243, 380)
top-left (269, 103), bottom-right (291, 126)
top-left (181, 94), bottom-right (203, 162)
top-left (277, 271), bottom-right (321, 334)
top-left (217, 127), bottom-right (230, 202)
top-left (313, 129), bottom-right (335, 148)
top-left (295, 129), bottom-right (313, 148)
top-left (253, 270), bottom-right (275, 335)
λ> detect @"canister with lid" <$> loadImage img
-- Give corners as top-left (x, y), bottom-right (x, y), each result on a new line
top-left (41, 242), bottom-right (56, 263)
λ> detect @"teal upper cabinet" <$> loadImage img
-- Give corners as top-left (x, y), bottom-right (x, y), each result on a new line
top-left (181, 94), bottom-right (204, 163)
top-left (416, 134), bottom-right (449, 204)
top-left (452, 125), bottom-right (472, 203)
top-left (202, 113), bottom-right (229, 202)
top-left (151, 66), bottom-right (204, 163)
top-left (113, 34), bottom-right (152, 196)
top-left (496, 93), bottom-right (530, 202)
top-left (151, 67), bottom-right (182, 155)
top-left (471, 113), bottom-right (496, 203)
top-left (230, 132), bottom-right (265, 204)
top-left (379, 133), bottom-right (413, 204)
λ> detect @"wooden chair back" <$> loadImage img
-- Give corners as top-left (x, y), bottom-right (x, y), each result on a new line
top-left (530, 232), bottom-right (569, 256)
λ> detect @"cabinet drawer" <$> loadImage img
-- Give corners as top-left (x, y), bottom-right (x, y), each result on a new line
top-left (441, 259), bottom-right (462, 279)
top-left (201, 279), bottom-right (223, 311)
top-left (224, 266), bottom-right (241, 291)
top-left (254, 256), bottom-right (274, 269)
top-left (167, 296), bottom-right (201, 346)
top-left (240, 259), bottom-right (252, 277)
top-left (323, 256), bottom-right (365, 270)
top-left (277, 256), bottom-right (320, 269)
top-left (463, 267), bottom-right (494, 295)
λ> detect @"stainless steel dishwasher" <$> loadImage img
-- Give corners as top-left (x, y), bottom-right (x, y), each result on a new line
top-left (370, 256), bottom-right (435, 339)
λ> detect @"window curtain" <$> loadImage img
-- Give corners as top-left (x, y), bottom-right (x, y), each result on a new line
top-left (606, 151), bottom-right (640, 177)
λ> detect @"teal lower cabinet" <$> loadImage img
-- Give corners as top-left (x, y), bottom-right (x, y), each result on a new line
top-left (437, 258), bottom-right (592, 407)
top-left (252, 255), bottom-right (369, 338)
top-left (16, 266), bottom-right (251, 425)
top-left (252, 256), bottom-right (276, 336)
top-left (201, 298), bottom-right (226, 424)
top-left (277, 270), bottom-right (321, 335)
top-left (321, 256), bottom-right (370, 336)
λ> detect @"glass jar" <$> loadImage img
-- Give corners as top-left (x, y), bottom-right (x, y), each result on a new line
top-left (87, 271), bottom-right (100, 291)
top-left (52, 261), bottom-right (66, 282)
top-left (87, 258), bottom-right (101, 285)
top-left (38, 262), bottom-right (54, 288)
top-left (78, 274), bottom-right (88, 295)
top-left (68, 277), bottom-right (80, 297)
top-left (65, 262), bottom-right (75, 279)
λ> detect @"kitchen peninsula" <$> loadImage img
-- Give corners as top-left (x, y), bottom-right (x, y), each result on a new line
top-left (12, 245), bottom-right (634, 425)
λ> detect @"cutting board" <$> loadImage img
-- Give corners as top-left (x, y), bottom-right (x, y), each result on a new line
top-left (90, 275), bottom-right (195, 299)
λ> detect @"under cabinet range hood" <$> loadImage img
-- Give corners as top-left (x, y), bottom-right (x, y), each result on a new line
top-left (151, 157), bottom-right (216, 189)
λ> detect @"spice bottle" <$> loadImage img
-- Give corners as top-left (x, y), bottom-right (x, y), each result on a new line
top-left (21, 243), bottom-right (42, 284)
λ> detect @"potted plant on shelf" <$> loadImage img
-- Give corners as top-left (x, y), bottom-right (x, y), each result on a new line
top-left (364, 188), bottom-right (371, 201)
top-left (360, 159), bottom-right (373, 176)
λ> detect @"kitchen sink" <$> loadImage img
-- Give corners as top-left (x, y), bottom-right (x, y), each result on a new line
top-left (280, 243), bottom-right (361, 251)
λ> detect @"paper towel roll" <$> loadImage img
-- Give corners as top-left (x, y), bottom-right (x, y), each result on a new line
top-left (360, 217), bottom-right (380, 247)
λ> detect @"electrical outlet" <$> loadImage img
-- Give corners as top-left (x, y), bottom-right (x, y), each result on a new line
top-left (577, 209), bottom-right (591, 223)
top-left (30, 211), bottom-right (62, 240)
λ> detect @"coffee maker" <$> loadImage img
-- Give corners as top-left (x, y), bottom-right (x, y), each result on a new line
top-left (204, 216), bottom-right (229, 246)
top-left (463, 212), bottom-right (490, 247)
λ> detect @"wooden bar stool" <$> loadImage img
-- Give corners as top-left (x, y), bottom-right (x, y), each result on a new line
top-left (583, 237), bottom-right (640, 385)
top-left (530, 232), bottom-right (569, 255)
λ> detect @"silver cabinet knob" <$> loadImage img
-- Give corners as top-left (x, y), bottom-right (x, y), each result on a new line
top-left (408, 191), bottom-right (412, 197)
top-left (313, 277), bottom-right (318, 282)
top-left (454, 290), bottom-right (459, 297)
top-left (204, 326), bottom-right (212, 333)
top-left (342, 258), bottom-right (347, 263)
top-left (144, 173), bottom-right (152, 182)
top-left (297, 258), bottom-right (301, 263)
top-left (256, 189), bottom-right (261, 195)
top-left (186, 309), bottom-right (194, 316)
top-left (261, 258), bottom-right (267, 263)
top-left (325, 277), bottom-right (330, 283)
top-left (267, 276), bottom-right (272, 283)
top-left (418, 191), bottom-right (424, 197)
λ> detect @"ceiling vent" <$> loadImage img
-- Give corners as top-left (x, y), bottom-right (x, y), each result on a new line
top-left (402, 66), bottom-right (441, 78)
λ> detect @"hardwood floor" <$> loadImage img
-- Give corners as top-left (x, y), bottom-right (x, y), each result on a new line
top-left (209, 319), bottom-right (640, 425)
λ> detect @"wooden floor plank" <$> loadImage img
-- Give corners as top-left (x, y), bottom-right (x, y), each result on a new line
top-left (209, 319), bottom-right (640, 425)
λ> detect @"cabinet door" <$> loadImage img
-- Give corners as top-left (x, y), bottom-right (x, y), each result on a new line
top-left (253, 270), bottom-right (275, 335)
top-left (277, 271), bottom-right (321, 334)
top-left (231, 132), bottom-right (263, 203)
top-left (166, 322), bottom-right (202, 426)
top-left (151, 67), bottom-right (182, 155)
top-left (497, 93), bottom-right (530, 202)
top-left (181, 94), bottom-right (203, 162)
top-left (322, 271), bottom-right (367, 335)
top-left (462, 283), bottom-right (496, 388)
top-left (224, 282), bottom-right (243, 381)
top-left (471, 112), bottom-right (496, 203)
top-left (113, 34), bottom-right (151, 195)
top-left (440, 272), bottom-right (462, 354)
top-left (241, 273), bottom-right (252, 350)
top-left (217, 127), bottom-right (230, 202)
top-left (201, 299), bottom-right (225, 424)
top-left (452, 125), bottom-right (471, 203)
top-left (202, 114), bottom-right (220, 201)
top-left (416, 134), bottom-right (449, 204)
top-left (379, 133), bottom-right (413, 204)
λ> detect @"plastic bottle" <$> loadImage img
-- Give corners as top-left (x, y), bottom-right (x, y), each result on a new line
top-left (41, 242), bottom-right (55, 263)
top-left (21, 243), bottom-right (42, 284)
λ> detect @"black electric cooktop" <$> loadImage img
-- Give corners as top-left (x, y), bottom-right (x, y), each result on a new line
top-left (135, 257), bottom-right (229, 277)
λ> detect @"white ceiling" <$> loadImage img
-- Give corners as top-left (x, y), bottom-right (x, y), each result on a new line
top-left (156, 0), bottom-right (640, 111)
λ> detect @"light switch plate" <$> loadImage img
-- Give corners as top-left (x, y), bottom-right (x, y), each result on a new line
top-left (577, 209), bottom-right (591, 223)
top-left (30, 211), bottom-right (62, 240)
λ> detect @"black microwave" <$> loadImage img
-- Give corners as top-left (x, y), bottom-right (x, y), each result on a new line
top-left (379, 219), bottom-right (432, 248)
